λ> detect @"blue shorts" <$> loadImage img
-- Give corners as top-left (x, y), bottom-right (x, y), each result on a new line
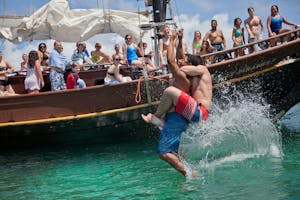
top-left (157, 112), bottom-right (188, 154)
top-left (211, 43), bottom-right (223, 51)
top-left (212, 43), bottom-right (226, 62)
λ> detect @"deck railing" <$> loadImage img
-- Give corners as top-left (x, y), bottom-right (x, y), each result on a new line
top-left (200, 27), bottom-right (300, 65)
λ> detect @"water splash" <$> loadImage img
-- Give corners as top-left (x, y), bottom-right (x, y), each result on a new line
top-left (180, 85), bottom-right (282, 171)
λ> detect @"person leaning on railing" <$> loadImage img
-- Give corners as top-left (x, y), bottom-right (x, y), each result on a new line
top-left (267, 5), bottom-right (298, 46)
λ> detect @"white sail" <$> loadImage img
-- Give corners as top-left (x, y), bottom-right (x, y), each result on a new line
top-left (0, 0), bottom-right (148, 43)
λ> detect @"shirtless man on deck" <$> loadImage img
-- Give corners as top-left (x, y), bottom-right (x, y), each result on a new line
top-left (244, 7), bottom-right (264, 53)
top-left (204, 20), bottom-right (226, 62)
top-left (142, 30), bottom-right (212, 177)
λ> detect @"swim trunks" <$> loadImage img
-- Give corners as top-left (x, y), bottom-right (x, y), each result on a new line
top-left (175, 91), bottom-right (209, 122)
top-left (157, 112), bottom-right (188, 154)
top-left (211, 43), bottom-right (223, 51)
top-left (211, 43), bottom-right (226, 62)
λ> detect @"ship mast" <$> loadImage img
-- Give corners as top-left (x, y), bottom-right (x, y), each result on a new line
top-left (141, 0), bottom-right (176, 67)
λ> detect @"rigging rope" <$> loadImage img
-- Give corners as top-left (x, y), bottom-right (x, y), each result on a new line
top-left (135, 75), bottom-right (170, 103)
top-left (173, 0), bottom-right (182, 28)
top-left (136, 0), bottom-right (152, 104)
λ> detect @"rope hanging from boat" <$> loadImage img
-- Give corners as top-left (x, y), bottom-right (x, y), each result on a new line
top-left (137, 0), bottom-right (152, 104)
top-left (135, 75), bottom-right (169, 103)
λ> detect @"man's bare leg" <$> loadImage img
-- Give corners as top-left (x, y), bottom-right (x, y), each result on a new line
top-left (160, 153), bottom-right (198, 177)
top-left (141, 113), bottom-right (164, 127)
top-left (141, 86), bottom-right (182, 128)
top-left (159, 153), bottom-right (187, 176)
top-left (154, 86), bottom-right (181, 117)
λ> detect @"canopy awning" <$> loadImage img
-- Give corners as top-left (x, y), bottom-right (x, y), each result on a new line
top-left (0, 0), bottom-right (148, 43)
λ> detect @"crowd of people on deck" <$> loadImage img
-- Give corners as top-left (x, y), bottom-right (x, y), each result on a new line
top-left (139, 4), bottom-right (298, 177)
top-left (0, 5), bottom-right (298, 97)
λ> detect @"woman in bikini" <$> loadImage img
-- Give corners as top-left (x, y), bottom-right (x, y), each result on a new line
top-left (192, 30), bottom-right (203, 55)
top-left (38, 43), bottom-right (50, 68)
top-left (232, 17), bottom-right (245, 57)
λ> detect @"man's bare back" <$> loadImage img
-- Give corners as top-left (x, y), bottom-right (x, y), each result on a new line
top-left (181, 65), bottom-right (212, 111)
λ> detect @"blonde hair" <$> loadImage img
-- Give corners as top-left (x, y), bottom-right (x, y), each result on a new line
top-left (193, 30), bottom-right (201, 42)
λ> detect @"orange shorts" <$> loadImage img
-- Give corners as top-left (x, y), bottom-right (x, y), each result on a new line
top-left (175, 91), bottom-right (208, 122)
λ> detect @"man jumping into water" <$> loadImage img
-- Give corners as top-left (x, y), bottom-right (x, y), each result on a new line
top-left (142, 30), bottom-right (212, 176)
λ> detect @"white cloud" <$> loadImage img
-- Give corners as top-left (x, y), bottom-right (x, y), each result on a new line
top-left (186, 0), bottom-right (216, 11)
top-left (175, 13), bottom-right (234, 53)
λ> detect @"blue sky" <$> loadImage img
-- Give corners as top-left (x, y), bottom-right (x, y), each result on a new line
top-left (0, 0), bottom-right (299, 68)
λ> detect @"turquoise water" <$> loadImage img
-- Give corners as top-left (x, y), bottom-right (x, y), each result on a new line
top-left (0, 102), bottom-right (299, 199)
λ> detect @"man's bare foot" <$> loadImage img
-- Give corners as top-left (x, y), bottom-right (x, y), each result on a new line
top-left (141, 113), bottom-right (164, 128)
top-left (191, 170), bottom-right (198, 178)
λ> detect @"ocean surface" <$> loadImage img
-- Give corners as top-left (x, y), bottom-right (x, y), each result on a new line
top-left (0, 99), bottom-right (299, 199)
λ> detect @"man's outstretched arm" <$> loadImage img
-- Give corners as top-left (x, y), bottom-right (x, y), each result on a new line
top-left (167, 30), bottom-right (190, 92)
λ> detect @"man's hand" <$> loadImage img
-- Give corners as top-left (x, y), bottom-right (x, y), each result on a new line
top-left (170, 30), bottom-right (177, 41)
top-left (177, 28), bottom-right (184, 40)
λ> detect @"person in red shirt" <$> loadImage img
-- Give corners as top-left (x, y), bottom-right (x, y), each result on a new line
top-left (66, 66), bottom-right (85, 89)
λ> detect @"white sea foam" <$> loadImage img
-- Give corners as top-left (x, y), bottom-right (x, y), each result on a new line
top-left (180, 85), bottom-right (282, 171)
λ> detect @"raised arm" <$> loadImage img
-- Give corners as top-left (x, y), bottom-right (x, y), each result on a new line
top-left (167, 30), bottom-right (190, 92)
top-left (158, 39), bottom-right (165, 66)
top-left (122, 43), bottom-right (128, 65)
